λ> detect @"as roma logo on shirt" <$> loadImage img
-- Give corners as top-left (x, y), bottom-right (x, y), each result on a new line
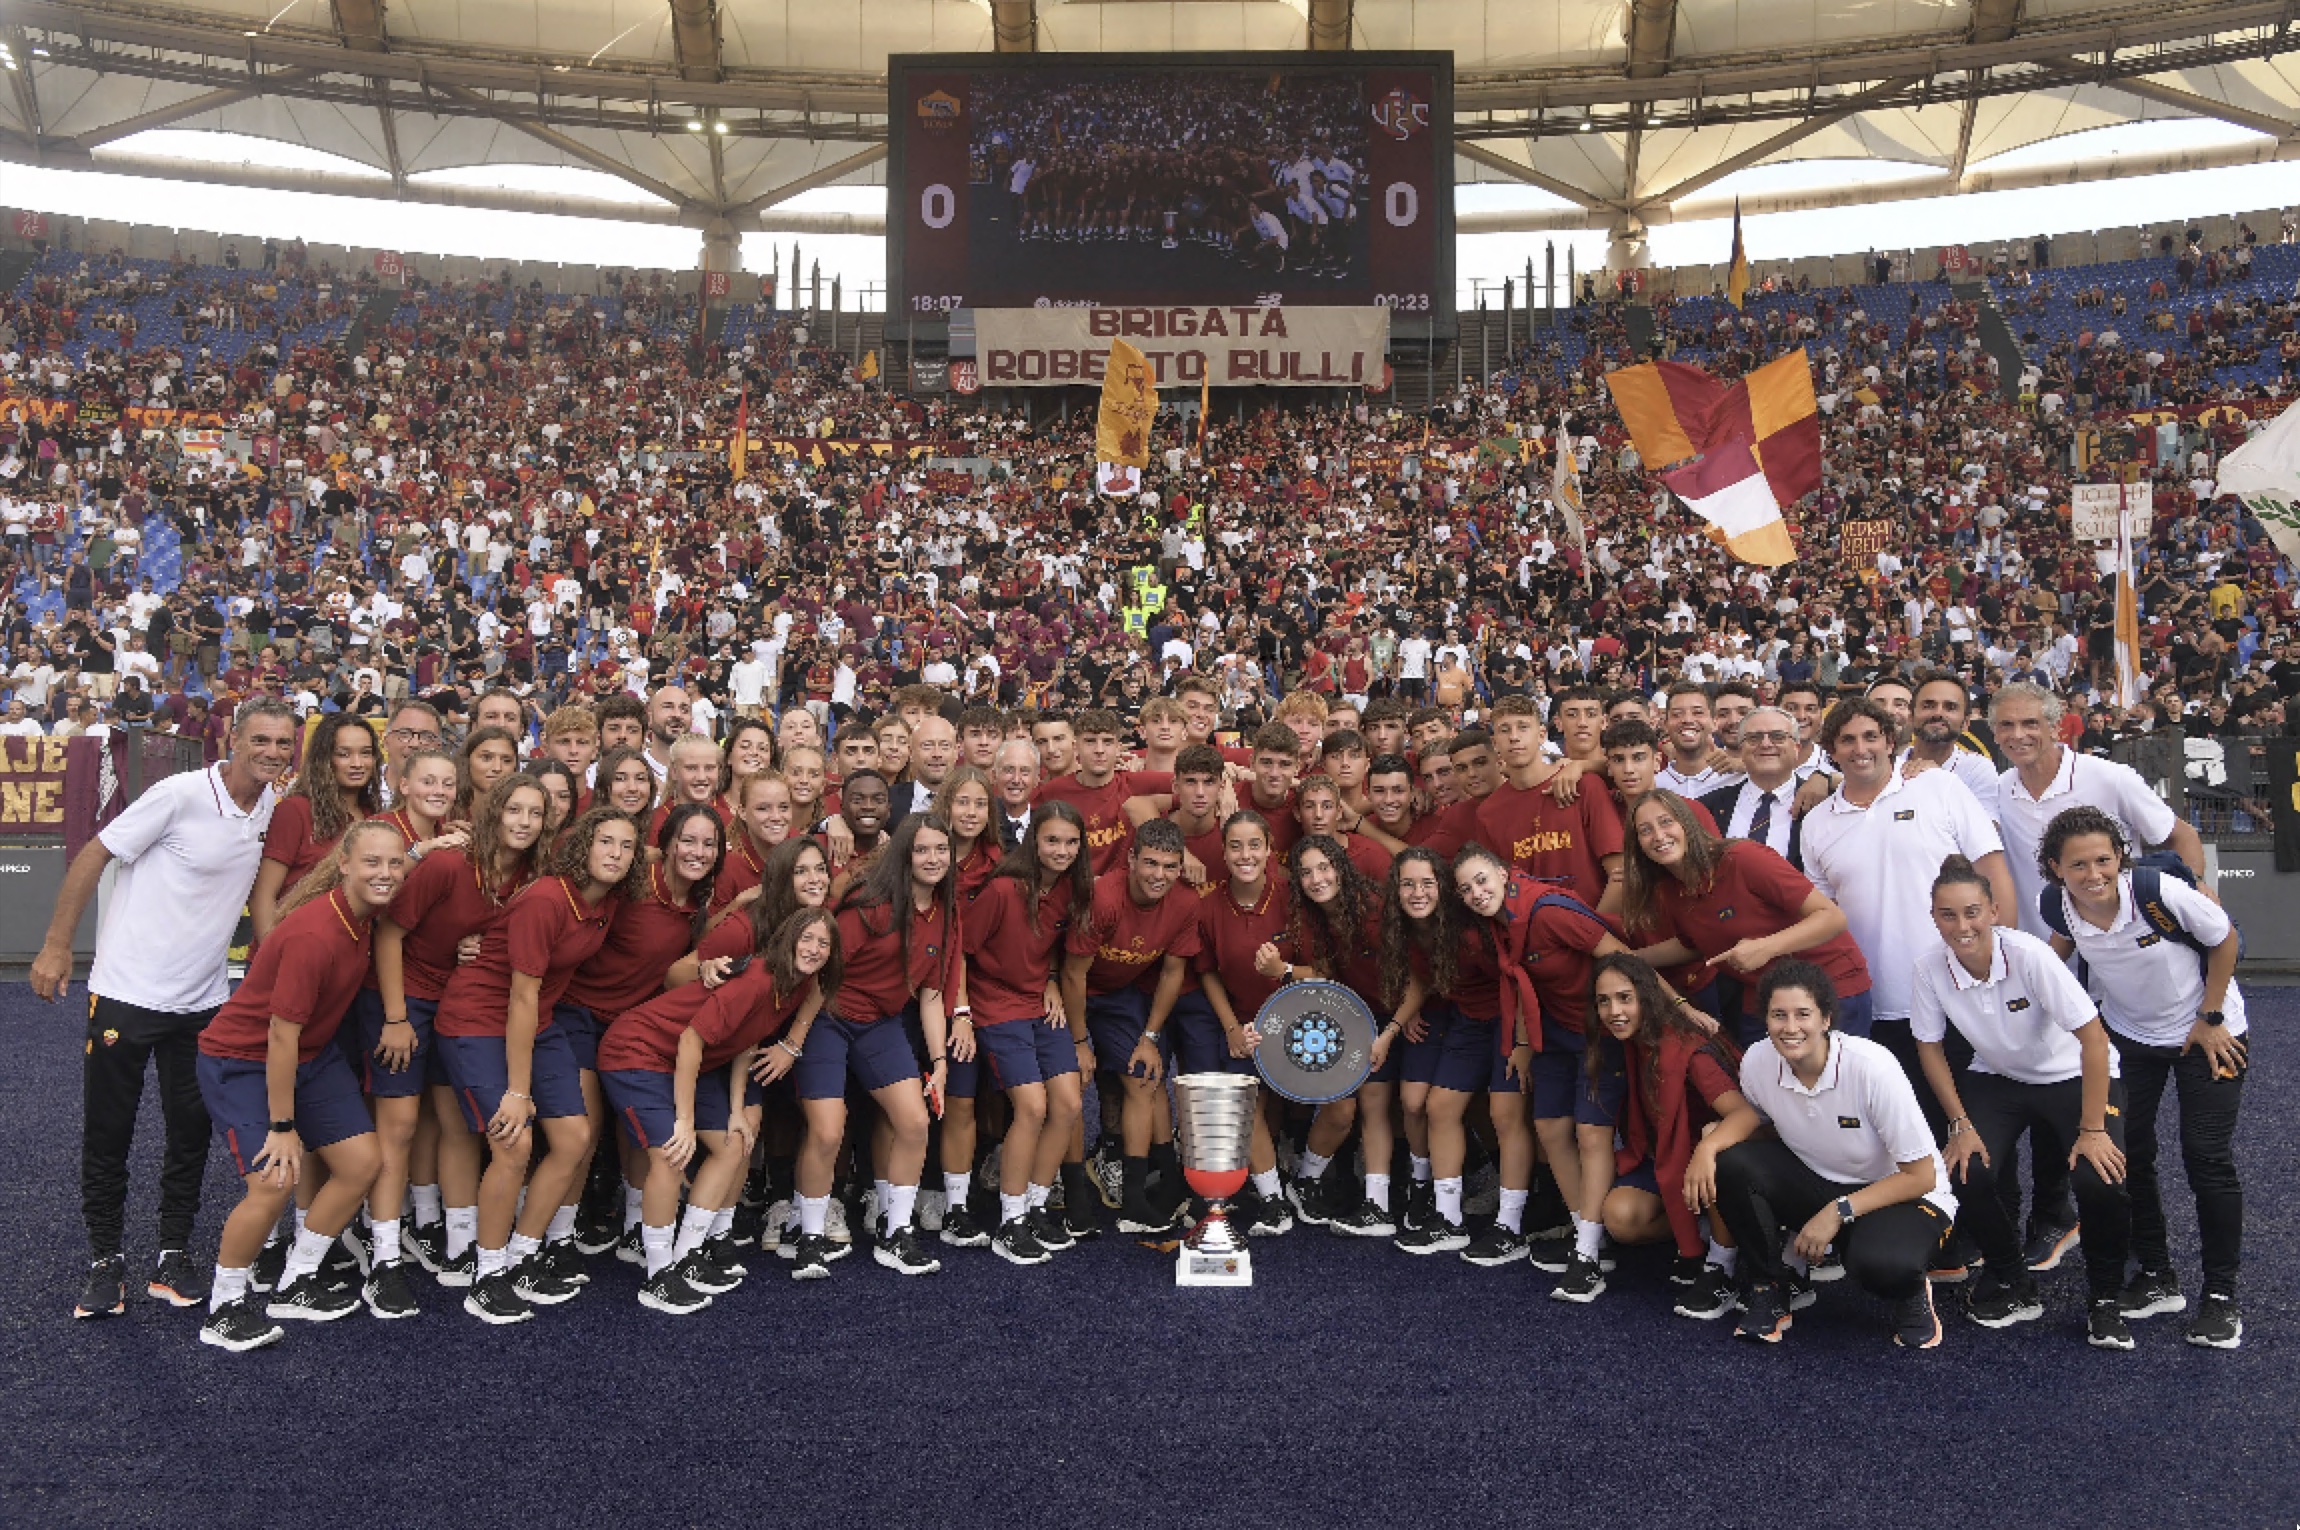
top-left (1371, 87), bottom-right (1429, 141)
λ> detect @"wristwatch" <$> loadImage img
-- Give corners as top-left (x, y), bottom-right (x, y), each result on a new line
top-left (2201, 1010), bottom-right (2226, 1027)
top-left (1834, 1195), bottom-right (1858, 1225)
top-left (269, 1117), bottom-right (297, 1135)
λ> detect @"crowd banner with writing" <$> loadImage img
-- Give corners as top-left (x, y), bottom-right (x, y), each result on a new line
top-left (977, 306), bottom-right (1389, 389)
top-left (0, 736), bottom-right (68, 841)
top-left (2071, 481), bottom-right (2153, 542)
top-left (1839, 518), bottom-right (1896, 559)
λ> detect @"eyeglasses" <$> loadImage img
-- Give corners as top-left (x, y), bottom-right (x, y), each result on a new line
top-left (387, 726), bottom-right (442, 745)
top-left (1740, 729), bottom-right (1795, 746)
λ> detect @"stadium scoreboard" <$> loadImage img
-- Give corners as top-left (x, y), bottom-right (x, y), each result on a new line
top-left (889, 52), bottom-right (1454, 339)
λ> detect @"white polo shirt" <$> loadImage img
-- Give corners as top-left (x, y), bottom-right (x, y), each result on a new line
top-left (1660, 759), bottom-right (1740, 797)
top-left (1910, 926), bottom-right (2112, 1086)
top-left (1998, 747), bottom-right (2177, 940)
top-left (91, 764), bottom-right (276, 1013)
top-left (2059, 870), bottom-right (2247, 1049)
top-left (1899, 745), bottom-right (2002, 822)
top-left (1801, 768), bottom-right (2004, 1020)
top-left (1738, 1033), bottom-right (1957, 1217)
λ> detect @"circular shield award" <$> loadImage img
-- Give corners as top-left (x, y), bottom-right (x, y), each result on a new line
top-left (1252, 980), bottom-right (1377, 1104)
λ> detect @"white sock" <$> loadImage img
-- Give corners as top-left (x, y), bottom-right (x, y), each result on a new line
top-left (281, 1225), bottom-right (333, 1287)
top-left (1410, 1154), bottom-right (1433, 1183)
top-left (1365, 1172), bottom-right (1391, 1213)
top-left (1025, 1183), bottom-right (1051, 1211)
top-left (709, 1205), bottom-right (735, 1240)
top-left (641, 1223), bottom-right (675, 1277)
top-left (409, 1184), bottom-right (443, 1226)
top-left (444, 1206), bottom-right (477, 1260)
top-left (623, 1185), bottom-right (645, 1231)
top-left (1251, 1168), bottom-right (1281, 1200)
top-left (999, 1192), bottom-right (1028, 1226)
top-left (798, 1195), bottom-right (830, 1237)
top-left (546, 1204), bottom-right (576, 1244)
top-left (885, 1184), bottom-right (918, 1233)
top-left (1574, 1215), bottom-right (1604, 1260)
top-left (370, 1217), bottom-right (402, 1267)
top-left (676, 1204), bottom-right (714, 1260)
top-left (209, 1265), bottom-right (250, 1313)
top-left (476, 1244), bottom-right (508, 1278)
top-left (944, 1171), bottom-right (972, 1206)
top-left (873, 1178), bottom-right (892, 1213)
top-left (1435, 1176), bottom-right (1464, 1227)
top-left (508, 1232), bottom-right (542, 1265)
top-left (291, 1206), bottom-right (308, 1239)
top-left (1707, 1238), bottom-right (1738, 1275)
top-left (1298, 1150), bottom-right (1332, 1180)
top-left (1497, 1189), bottom-right (1528, 1234)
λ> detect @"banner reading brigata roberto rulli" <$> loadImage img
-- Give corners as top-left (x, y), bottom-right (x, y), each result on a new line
top-left (977, 306), bottom-right (1389, 388)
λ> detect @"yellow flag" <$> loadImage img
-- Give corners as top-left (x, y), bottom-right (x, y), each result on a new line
top-left (859, 350), bottom-right (880, 381)
top-left (1095, 337), bottom-right (1155, 469)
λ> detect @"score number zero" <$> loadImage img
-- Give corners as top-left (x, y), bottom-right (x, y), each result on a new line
top-left (920, 179), bottom-right (1421, 229)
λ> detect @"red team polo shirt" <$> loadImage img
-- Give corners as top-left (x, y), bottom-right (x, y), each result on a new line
top-left (433, 875), bottom-right (619, 1038)
top-left (595, 964), bottom-right (812, 1075)
top-left (1065, 867), bottom-right (1204, 996)
top-left (201, 889), bottom-right (374, 1063)
top-left (1191, 877), bottom-right (1295, 1019)
top-left (259, 796), bottom-right (343, 893)
top-left (379, 849), bottom-right (531, 1001)
top-left (963, 876), bottom-right (1081, 1025)
top-left (1474, 780), bottom-right (1626, 907)
top-left (711, 834), bottom-right (770, 913)
top-left (1036, 770), bottom-right (1173, 875)
top-left (1644, 840), bottom-right (1871, 1012)
top-left (830, 896), bottom-right (962, 1023)
top-left (560, 867), bottom-right (705, 1021)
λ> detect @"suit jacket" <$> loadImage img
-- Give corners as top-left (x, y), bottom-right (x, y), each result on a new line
top-left (994, 809), bottom-right (1033, 850)
top-left (1699, 779), bottom-right (1805, 873)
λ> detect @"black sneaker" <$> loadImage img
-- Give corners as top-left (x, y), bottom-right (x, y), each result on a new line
top-left (336, 1223), bottom-right (373, 1277)
top-left (1025, 1207), bottom-right (1075, 1253)
top-left (250, 1236), bottom-right (288, 1294)
top-left (1525, 1234), bottom-right (1573, 1274)
top-left (1785, 1267), bottom-right (1818, 1312)
top-left (1118, 1198), bottom-right (1181, 1235)
top-left (266, 1274), bottom-right (362, 1323)
top-left (362, 1262), bottom-right (420, 1320)
top-left (435, 1245), bottom-right (476, 1290)
top-left (730, 1200), bottom-right (766, 1250)
top-left (1525, 1181), bottom-right (1573, 1241)
top-left (993, 1219), bottom-right (1052, 1267)
top-left (1735, 1282), bottom-right (1791, 1343)
top-left (513, 1257), bottom-right (582, 1307)
top-left (2024, 1219), bottom-right (2081, 1273)
top-left (789, 1234), bottom-right (836, 1281)
top-left (1285, 1176), bottom-right (1333, 1228)
top-left (1808, 1247), bottom-right (1845, 1283)
top-left (702, 1235), bottom-right (747, 1281)
top-left (148, 1249), bottom-right (207, 1309)
top-left (1551, 1251), bottom-right (1607, 1303)
top-left (874, 1225), bottom-right (943, 1276)
top-left (1928, 1226), bottom-right (1982, 1285)
top-left (1400, 1180), bottom-right (1436, 1233)
top-left (1966, 1276), bottom-right (2044, 1329)
top-left (2086, 1296), bottom-right (2136, 1350)
top-left (940, 1205), bottom-right (993, 1248)
top-left (542, 1239), bottom-right (591, 1288)
top-left (1325, 1199), bottom-right (1396, 1239)
top-left (1893, 1284), bottom-right (1944, 1349)
top-left (200, 1295), bottom-right (285, 1353)
top-left (318, 1233), bottom-right (364, 1288)
top-left (1243, 1195), bottom-right (1293, 1238)
top-left (463, 1270), bottom-right (534, 1325)
top-left (2117, 1268), bottom-right (2185, 1321)
top-left (1062, 1199), bottom-right (1102, 1243)
top-left (614, 1224), bottom-right (646, 1266)
top-left (638, 1261), bottom-right (714, 1315)
top-left (2185, 1292), bottom-right (2242, 1350)
top-left (573, 1204), bottom-right (620, 1257)
top-left (1669, 1254), bottom-right (1705, 1288)
top-left (1673, 1264), bottom-right (1739, 1321)
top-left (1393, 1220), bottom-right (1469, 1256)
top-left (406, 1222), bottom-right (447, 1275)
top-left (1461, 1225), bottom-right (1529, 1267)
top-left (682, 1245), bottom-right (743, 1294)
top-left (74, 1255), bottom-right (127, 1319)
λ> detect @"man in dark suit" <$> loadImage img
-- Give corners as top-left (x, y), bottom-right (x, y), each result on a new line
top-left (885, 713), bottom-right (961, 836)
top-left (1698, 706), bottom-right (1812, 871)
top-left (992, 736), bottom-right (1040, 849)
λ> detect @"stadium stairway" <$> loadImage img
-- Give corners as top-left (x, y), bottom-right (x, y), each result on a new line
top-left (340, 286), bottom-right (401, 357)
top-left (1954, 279), bottom-right (2026, 401)
top-left (0, 247), bottom-right (36, 297)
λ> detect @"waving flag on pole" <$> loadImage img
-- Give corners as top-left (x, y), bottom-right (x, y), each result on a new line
top-left (2113, 481), bottom-right (2145, 709)
top-left (1604, 348), bottom-right (1820, 567)
top-left (729, 389), bottom-right (748, 479)
top-left (1096, 337), bottom-right (1155, 498)
top-left (1550, 414), bottom-right (1588, 579)
top-left (1726, 198), bottom-right (1751, 311)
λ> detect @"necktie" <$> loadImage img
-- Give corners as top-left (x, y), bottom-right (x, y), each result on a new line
top-left (1748, 789), bottom-right (1777, 849)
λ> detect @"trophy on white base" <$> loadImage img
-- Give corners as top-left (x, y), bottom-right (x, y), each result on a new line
top-left (1173, 1072), bottom-right (1257, 1288)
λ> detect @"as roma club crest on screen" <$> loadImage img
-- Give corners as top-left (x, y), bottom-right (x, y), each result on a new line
top-left (1371, 86), bottom-right (1428, 141)
top-left (917, 89), bottom-right (961, 130)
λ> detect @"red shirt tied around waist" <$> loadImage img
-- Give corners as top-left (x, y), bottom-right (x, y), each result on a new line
top-left (434, 875), bottom-right (619, 1038)
top-left (201, 887), bottom-right (376, 1063)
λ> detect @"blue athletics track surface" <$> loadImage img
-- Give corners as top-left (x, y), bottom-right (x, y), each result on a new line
top-left (0, 979), bottom-right (2291, 1529)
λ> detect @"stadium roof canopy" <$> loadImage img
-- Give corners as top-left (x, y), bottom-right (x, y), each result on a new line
top-left (0, 0), bottom-right (2291, 239)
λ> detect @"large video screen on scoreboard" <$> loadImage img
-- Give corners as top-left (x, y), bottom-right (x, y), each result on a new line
top-left (889, 53), bottom-right (1452, 327)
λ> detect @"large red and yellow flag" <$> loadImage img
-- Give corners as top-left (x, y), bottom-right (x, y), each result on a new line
top-left (1096, 337), bottom-right (1155, 470)
top-left (1726, 199), bottom-right (1751, 311)
top-left (1603, 348), bottom-right (1821, 567)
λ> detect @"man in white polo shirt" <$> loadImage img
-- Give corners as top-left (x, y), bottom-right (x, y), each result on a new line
top-left (31, 698), bottom-right (295, 1322)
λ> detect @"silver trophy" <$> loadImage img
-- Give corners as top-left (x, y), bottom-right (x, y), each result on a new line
top-left (1173, 1072), bottom-right (1258, 1288)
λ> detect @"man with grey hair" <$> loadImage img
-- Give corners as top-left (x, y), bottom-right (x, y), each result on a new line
top-left (1698, 705), bottom-right (1808, 868)
top-left (992, 736), bottom-right (1041, 849)
top-left (32, 697), bottom-right (296, 1321)
top-left (892, 714), bottom-right (961, 829)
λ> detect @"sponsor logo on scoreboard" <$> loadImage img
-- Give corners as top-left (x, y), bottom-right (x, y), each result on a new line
top-left (1371, 86), bottom-right (1428, 141)
top-left (917, 90), bottom-right (962, 129)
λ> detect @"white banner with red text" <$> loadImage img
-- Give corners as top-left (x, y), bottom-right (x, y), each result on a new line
top-left (975, 306), bottom-right (1389, 389)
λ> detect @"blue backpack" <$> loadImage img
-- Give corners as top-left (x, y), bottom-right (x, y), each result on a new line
top-left (2039, 852), bottom-right (2238, 984)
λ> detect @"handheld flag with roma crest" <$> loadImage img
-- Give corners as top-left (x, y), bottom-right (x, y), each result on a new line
top-left (1603, 349), bottom-right (1820, 567)
top-left (1550, 414), bottom-right (1589, 581)
top-left (1096, 336), bottom-right (1156, 496)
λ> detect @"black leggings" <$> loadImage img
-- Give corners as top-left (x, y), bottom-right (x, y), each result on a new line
top-left (1947, 1070), bottom-right (2130, 1301)
top-left (82, 996), bottom-right (215, 1259)
top-left (1714, 1138), bottom-right (1950, 1302)
top-left (2115, 1034), bottom-right (2244, 1295)
top-left (1876, 1017), bottom-right (2073, 1234)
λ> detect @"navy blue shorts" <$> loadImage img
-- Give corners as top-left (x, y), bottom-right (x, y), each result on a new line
top-left (978, 1016), bottom-right (1080, 1092)
top-left (794, 1013), bottom-right (922, 1101)
top-left (1433, 1010), bottom-right (1517, 1095)
top-left (199, 1048), bottom-right (373, 1176)
top-left (1085, 987), bottom-right (1169, 1079)
top-left (1393, 1003), bottom-right (1453, 1086)
top-left (1833, 988), bottom-right (1875, 1040)
top-left (438, 1025), bottom-right (588, 1128)
top-left (1573, 1036), bottom-right (1629, 1129)
top-left (1168, 990), bottom-right (1254, 1077)
top-left (1528, 1018), bottom-right (1589, 1120)
top-left (601, 1066), bottom-right (762, 1149)
top-left (345, 989), bottom-right (442, 1098)
top-left (1616, 1157), bottom-right (1660, 1196)
top-left (552, 1002), bottom-right (602, 1072)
